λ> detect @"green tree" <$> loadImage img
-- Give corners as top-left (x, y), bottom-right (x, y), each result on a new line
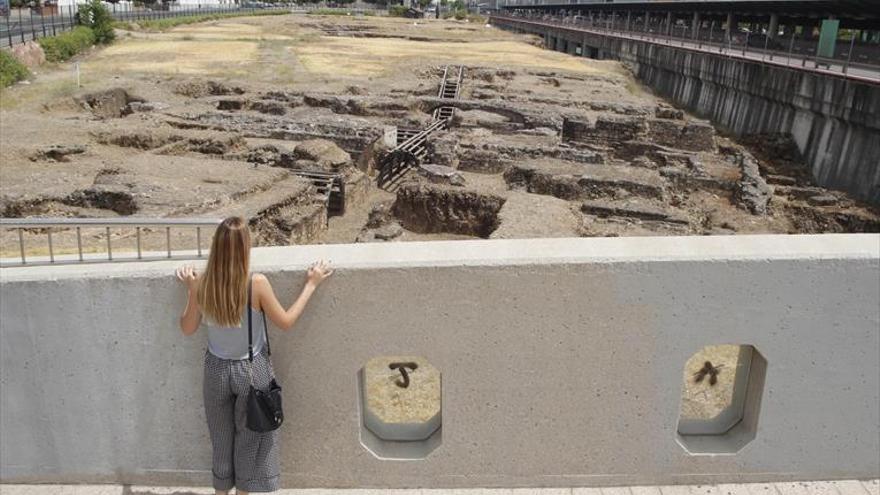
top-left (78, 0), bottom-right (115, 44)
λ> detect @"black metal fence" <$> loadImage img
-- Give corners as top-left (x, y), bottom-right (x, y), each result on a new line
top-left (0, 3), bottom-right (295, 48)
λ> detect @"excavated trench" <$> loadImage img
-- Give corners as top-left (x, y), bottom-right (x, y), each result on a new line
top-left (76, 88), bottom-right (147, 119)
top-left (392, 182), bottom-right (506, 238)
top-left (1, 185), bottom-right (139, 218)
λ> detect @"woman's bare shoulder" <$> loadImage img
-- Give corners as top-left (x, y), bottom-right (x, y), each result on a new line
top-left (252, 273), bottom-right (272, 290)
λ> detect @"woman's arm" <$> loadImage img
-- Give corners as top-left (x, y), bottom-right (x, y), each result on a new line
top-left (254, 260), bottom-right (333, 331)
top-left (176, 265), bottom-right (202, 335)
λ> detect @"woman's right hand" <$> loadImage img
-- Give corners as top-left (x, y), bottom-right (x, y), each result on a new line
top-left (176, 265), bottom-right (199, 293)
top-left (306, 259), bottom-right (334, 287)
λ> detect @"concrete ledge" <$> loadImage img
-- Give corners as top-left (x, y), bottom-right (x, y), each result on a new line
top-left (3, 235), bottom-right (878, 281)
top-left (1, 480), bottom-right (878, 495)
top-left (2, 235), bottom-right (879, 487)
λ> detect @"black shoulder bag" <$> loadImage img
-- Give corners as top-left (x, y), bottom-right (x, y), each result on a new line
top-left (246, 277), bottom-right (284, 433)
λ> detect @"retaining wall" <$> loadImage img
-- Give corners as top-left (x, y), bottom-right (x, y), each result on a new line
top-left (1, 235), bottom-right (879, 488)
top-left (493, 18), bottom-right (880, 206)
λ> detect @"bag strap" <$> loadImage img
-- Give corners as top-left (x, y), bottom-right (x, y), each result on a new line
top-left (247, 274), bottom-right (272, 361)
top-left (263, 303), bottom-right (271, 357)
top-left (247, 274), bottom-right (254, 363)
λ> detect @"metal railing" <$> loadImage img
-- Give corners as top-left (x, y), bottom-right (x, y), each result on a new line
top-left (492, 13), bottom-right (880, 83)
top-left (0, 2), bottom-right (395, 49)
top-left (289, 4), bottom-right (389, 15)
top-left (0, 217), bottom-right (221, 267)
top-left (1, 3), bottom-right (296, 49)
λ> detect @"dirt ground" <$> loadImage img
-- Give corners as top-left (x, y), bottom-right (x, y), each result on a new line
top-left (1, 13), bottom-right (878, 258)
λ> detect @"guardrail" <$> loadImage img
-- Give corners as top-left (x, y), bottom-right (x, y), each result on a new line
top-left (0, 217), bottom-right (221, 266)
top-left (492, 13), bottom-right (880, 82)
top-left (0, 3), bottom-right (295, 49)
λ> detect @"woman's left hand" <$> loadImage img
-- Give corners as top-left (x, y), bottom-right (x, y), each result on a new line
top-left (306, 259), bottom-right (334, 287)
top-left (176, 265), bottom-right (199, 292)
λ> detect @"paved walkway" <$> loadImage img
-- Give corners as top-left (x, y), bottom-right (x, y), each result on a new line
top-left (1, 480), bottom-right (878, 495)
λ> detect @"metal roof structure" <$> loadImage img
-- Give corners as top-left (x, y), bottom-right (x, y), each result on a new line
top-left (501, 0), bottom-right (880, 28)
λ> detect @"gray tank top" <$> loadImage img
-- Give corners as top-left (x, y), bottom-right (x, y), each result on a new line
top-left (205, 307), bottom-right (267, 360)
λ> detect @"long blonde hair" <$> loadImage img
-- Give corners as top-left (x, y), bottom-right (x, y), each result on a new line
top-left (198, 216), bottom-right (251, 327)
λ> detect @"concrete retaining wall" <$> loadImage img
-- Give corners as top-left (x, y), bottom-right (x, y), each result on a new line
top-left (622, 40), bottom-right (880, 205)
top-left (2, 235), bottom-right (879, 488)
top-left (493, 18), bottom-right (880, 206)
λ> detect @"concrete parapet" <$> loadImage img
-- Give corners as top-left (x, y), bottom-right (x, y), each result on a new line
top-left (1, 235), bottom-right (879, 487)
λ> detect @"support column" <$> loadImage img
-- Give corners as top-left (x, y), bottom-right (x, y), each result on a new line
top-left (626, 11), bottom-right (631, 31)
top-left (816, 17), bottom-right (840, 59)
top-left (768, 13), bottom-right (779, 40)
top-left (692, 11), bottom-right (701, 38)
top-left (725, 12), bottom-right (737, 40)
top-left (666, 11), bottom-right (673, 35)
top-left (644, 11), bottom-right (650, 32)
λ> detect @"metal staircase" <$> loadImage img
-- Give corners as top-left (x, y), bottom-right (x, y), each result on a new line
top-left (432, 65), bottom-right (464, 123)
top-left (396, 128), bottom-right (422, 143)
top-left (377, 119), bottom-right (446, 190)
top-left (290, 169), bottom-right (346, 217)
top-left (378, 65), bottom-right (465, 190)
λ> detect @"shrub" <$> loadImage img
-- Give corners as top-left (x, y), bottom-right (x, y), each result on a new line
top-left (38, 26), bottom-right (97, 62)
top-left (440, 7), bottom-right (469, 20)
top-left (115, 10), bottom-right (288, 31)
top-left (306, 8), bottom-right (353, 16)
top-left (78, 0), bottom-right (116, 44)
top-left (388, 4), bottom-right (409, 16)
top-left (466, 13), bottom-right (484, 23)
top-left (0, 50), bottom-right (30, 88)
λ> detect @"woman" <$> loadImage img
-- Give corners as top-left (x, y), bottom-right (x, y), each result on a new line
top-left (175, 216), bottom-right (333, 494)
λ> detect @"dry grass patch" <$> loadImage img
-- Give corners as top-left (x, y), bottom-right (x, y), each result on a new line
top-left (84, 39), bottom-right (259, 75)
top-left (294, 37), bottom-right (613, 77)
top-left (168, 22), bottom-right (293, 41)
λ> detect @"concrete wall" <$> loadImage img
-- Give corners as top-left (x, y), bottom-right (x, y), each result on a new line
top-left (493, 18), bottom-right (880, 206)
top-left (2, 235), bottom-right (879, 488)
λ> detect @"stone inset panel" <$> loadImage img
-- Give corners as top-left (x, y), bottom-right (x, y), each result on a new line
top-left (676, 344), bottom-right (767, 454)
top-left (358, 355), bottom-right (442, 459)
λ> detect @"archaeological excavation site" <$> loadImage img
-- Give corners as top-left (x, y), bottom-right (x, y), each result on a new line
top-left (2, 6), bottom-right (880, 490)
top-left (1, 14), bottom-right (878, 259)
